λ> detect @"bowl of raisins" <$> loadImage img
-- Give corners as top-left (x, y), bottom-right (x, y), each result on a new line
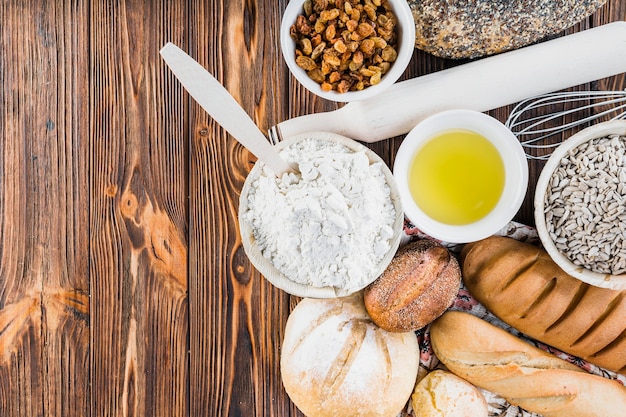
top-left (281, 0), bottom-right (415, 102)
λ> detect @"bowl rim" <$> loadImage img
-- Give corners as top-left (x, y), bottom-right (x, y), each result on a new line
top-left (279, 0), bottom-right (416, 102)
top-left (238, 131), bottom-right (404, 298)
top-left (534, 119), bottom-right (626, 290)
top-left (393, 109), bottom-right (529, 244)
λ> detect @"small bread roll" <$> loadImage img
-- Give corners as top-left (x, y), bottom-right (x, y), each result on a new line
top-left (412, 370), bottom-right (488, 417)
top-left (364, 239), bottom-right (461, 332)
top-left (281, 293), bottom-right (419, 417)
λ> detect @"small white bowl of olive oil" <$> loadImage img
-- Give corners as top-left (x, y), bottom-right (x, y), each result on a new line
top-left (393, 110), bottom-right (528, 243)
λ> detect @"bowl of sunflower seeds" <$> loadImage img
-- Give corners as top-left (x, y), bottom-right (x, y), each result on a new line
top-left (280, 0), bottom-right (415, 102)
top-left (535, 120), bottom-right (626, 290)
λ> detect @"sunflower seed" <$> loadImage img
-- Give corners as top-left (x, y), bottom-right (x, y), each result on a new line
top-left (544, 134), bottom-right (626, 275)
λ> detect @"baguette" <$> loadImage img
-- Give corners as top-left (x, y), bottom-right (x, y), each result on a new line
top-left (461, 236), bottom-right (626, 374)
top-left (430, 311), bottom-right (626, 417)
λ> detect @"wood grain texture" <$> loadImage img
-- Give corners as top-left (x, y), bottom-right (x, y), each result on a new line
top-left (0, 1), bottom-right (90, 416)
top-left (89, 0), bottom-right (188, 416)
top-left (187, 1), bottom-right (298, 415)
top-left (0, 1), bottom-right (625, 416)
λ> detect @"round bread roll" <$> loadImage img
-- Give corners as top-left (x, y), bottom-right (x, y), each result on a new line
top-left (364, 239), bottom-right (461, 332)
top-left (411, 370), bottom-right (488, 417)
top-left (280, 293), bottom-right (419, 417)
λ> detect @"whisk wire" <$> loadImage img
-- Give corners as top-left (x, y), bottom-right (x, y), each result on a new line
top-left (505, 89), bottom-right (626, 160)
top-left (520, 102), bottom-right (626, 139)
top-left (510, 97), bottom-right (626, 135)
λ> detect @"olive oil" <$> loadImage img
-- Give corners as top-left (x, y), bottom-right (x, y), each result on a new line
top-left (408, 129), bottom-right (505, 225)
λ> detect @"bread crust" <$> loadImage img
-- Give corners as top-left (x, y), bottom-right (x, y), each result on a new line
top-left (430, 311), bottom-right (626, 417)
top-left (408, 0), bottom-right (607, 59)
top-left (280, 294), bottom-right (419, 417)
top-left (364, 239), bottom-right (461, 332)
top-left (411, 370), bottom-right (488, 417)
top-left (461, 236), bottom-right (626, 375)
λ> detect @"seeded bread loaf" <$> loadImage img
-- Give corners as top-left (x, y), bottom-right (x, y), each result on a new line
top-left (461, 236), bottom-right (626, 375)
top-left (364, 239), bottom-right (461, 332)
top-left (407, 0), bottom-right (607, 59)
top-left (430, 311), bottom-right (626, 417)
top-left (280, 293), bottom-right (419, 417)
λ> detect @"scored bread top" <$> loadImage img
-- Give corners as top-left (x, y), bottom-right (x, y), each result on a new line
top-left (364, 239), bottom-right (461, 332)
top-left (430, 311), bottom-right (626, 417)
top-left (280, 293), bottom-right (419, 417)
top-left (461, 236), bottom-right (626, 375)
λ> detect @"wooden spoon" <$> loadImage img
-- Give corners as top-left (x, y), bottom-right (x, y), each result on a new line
top-left (160, 42), bottom-right (297, 176)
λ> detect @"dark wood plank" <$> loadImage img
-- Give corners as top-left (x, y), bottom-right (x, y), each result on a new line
top-left (89, 0), bottom-right (188, 415)
top-left (187, 0), bottom-right (300, 415)
top-left (0, 1), bottom-right (90, 416)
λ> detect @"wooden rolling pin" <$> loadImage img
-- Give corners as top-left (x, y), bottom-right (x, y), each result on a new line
top-left (272, 22), bottom-right (626, 143)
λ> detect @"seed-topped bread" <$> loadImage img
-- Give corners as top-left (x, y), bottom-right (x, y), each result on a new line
top-left (407, 0), bottom-right (607, 59)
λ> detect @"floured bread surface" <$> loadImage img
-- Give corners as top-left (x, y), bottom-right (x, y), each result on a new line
top-left (407, 0), bottom-right (607, 59)
top-left (411, 370), bottom-right (488, 417)
top-left (280, 293), bottom-right (419, 417)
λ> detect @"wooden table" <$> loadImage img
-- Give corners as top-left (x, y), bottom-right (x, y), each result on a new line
top-left (1, 1), bottom-right (624, 416)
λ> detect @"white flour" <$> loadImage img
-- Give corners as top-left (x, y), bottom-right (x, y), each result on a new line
top-left (242, 138), bottom-right (396, 291)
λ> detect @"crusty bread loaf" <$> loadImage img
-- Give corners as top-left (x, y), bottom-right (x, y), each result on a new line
top-left (280, 293), bottom-right (419, 417)
top-left (408, 0), bottom-right (607, 59)
top-left (461, 236), bottom-right (626, 375)
top-left (364, 239), bottom-right (460, 332)
top-left (430, 311), bottom-right (626, 417)
top-left (411, 370), bottom-right (488, 417)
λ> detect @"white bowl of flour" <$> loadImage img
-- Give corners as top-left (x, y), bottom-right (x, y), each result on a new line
top-left (239, 132), bottom-right (403, 298)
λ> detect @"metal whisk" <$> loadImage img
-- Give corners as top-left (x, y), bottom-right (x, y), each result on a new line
top-left (505, 90), bottom-right (626, 160)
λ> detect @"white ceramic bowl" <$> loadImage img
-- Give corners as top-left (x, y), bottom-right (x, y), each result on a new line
top-left (280, 0), bottom-right (415, 102)
top-left (535, 120), bottom-right (626, 290)
top-left (393, 110), bottom-right (528, 244)
top-left (239, 132), bottom-right (404, 298)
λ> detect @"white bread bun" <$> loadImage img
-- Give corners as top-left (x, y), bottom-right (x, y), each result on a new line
top-left (280, 293), bottom-right (419, 417)
top-left (411, 370), bottom-right (488, 417)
